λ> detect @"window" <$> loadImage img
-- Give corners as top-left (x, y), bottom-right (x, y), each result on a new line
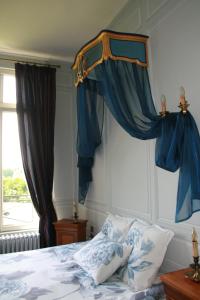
top-left (0, 69), bottom-right (38, 231)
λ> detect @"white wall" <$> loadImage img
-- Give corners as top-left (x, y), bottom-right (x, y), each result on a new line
top-left (84, 0), bottom-right (200, 272)
top-left (53, 63), bottom-right (75, 219)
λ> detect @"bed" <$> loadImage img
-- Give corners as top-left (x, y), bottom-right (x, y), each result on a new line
top-left (0, 214), bottom-right (174, 300)
top-left (0, 241), bottom-right (165, 300)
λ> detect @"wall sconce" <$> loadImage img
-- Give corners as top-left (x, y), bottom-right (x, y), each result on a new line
top-left (160, 95), bottom-right (169, 117)
top-left (178, 86), bottom-right (190, 114)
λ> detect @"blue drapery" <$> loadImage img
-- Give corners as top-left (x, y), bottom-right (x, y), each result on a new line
top-left (156, 112), bottom-right (200, 221)
top-left (76, 59), bottom-right (200, 222)
top-left (77, 61), bottom-right (160, 201)
top-left (74, 28), bottom-right (200, 223)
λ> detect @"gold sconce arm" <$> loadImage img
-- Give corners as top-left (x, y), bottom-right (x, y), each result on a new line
top-left (178, 87), bottom-right (190, 114)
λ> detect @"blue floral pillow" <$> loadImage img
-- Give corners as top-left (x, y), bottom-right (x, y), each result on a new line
top-left (101, 214), bottom-right (134, 242)
top-left (118, 221), bottom-right (174, 291)
top-left (74, 232), bottom-right (132, 284)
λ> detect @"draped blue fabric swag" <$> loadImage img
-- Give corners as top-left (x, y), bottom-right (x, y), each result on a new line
top-left (156, 112), bottom-right (200, 222)
top-left (76, 60), bottom-right (200, 222)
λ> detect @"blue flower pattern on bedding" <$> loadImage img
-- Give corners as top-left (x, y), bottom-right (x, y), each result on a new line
top-left (118, 227), bottom-right (154, 281)
top-left (0, 242), bottom-right (164, 300)
top-left (77, 236), bottom-right (124, 269)
top-left (101, 219), bottom-right (126, 242)
top-left (101, 219), bottom-right (129, 242)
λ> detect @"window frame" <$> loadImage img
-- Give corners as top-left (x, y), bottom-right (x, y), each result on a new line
top-left (0, 68), bottom-right (38, 232)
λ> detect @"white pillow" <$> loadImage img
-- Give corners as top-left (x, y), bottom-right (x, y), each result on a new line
top-left (119, 221), bottom-right (174, 291)
top-left (74, 232), bottom-right (132, 284)
top-left (101, 213), bottom-right (134, 242)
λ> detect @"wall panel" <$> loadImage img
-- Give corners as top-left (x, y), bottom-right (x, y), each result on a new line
top-left (53, 65), bottom-right (74, 219)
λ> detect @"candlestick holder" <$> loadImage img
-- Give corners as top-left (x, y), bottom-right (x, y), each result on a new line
top-left (185, 256), bottom-right (200, 282)
top-left (73, 211), bottom-right (78, 223)
top-left (178, 100), bottom-right (190, 114)
top-left (159, 110), bottom-right (169, 117)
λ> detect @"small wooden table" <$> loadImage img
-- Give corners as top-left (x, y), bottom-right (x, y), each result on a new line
top-left (160, 268), bottom-right (200, 300)
top-left (53, 219), bottom-right (87, 246)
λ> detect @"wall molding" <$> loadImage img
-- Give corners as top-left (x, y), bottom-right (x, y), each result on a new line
top-left (143, 0), bottom-right (187, 34)
top-left (86, 199), bottom-right (109, 213)
top-left (0, 47), bottom-right (73, 63)
top-left (53, 197), bottom-right (72, 204)
top-left (161, 257), bottom-right (183, 273)
top-left (146, 0), bottom-right (168, 20)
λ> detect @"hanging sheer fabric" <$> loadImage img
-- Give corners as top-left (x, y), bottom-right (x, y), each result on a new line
top-left (156, 112), bottom-right (200, 221)
top-left (73, 30), bottom-right (200, 222)
top-left (77, 79), bottom-right (104, 201)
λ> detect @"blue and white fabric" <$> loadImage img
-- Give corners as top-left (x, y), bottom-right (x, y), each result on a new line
top-left (101, 213), bottom-right (134, 242)
top-left (74, 232), bottom-right (132, 284)
top-left (0, 241), bottom-right (165, 300)
top-left (118, 221), bottom-right (174, 291)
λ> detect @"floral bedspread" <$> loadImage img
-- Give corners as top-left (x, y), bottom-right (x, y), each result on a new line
top-left (0, 242), bottom-right (165, 300)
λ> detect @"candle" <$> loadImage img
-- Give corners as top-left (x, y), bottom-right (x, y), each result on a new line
top-left (180, 86), bottom-right (185, 97)
top-left (160, 95), bottom-right (167, 112)
top-left (192, 228), bottom-right (199, 257)
top-left (179, 86), bottom-right (186, 105)
top-left (73, 201), bottom-right (77, 214)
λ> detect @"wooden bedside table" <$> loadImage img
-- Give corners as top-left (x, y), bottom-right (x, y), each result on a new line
top-left (53, 219), bottom-right (87, 245)
top-left (160, 268), bottom-right (200, 300)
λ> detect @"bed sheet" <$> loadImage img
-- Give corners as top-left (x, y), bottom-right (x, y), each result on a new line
top-left (0, 242), bottom-right (165, 300)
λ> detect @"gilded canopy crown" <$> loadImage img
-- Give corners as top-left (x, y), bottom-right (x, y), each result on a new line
top-left (72, 30), bottom-right (149, 86)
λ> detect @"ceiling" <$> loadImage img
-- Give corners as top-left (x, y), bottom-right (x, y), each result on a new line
top-left (0, 0), bottom-right (128, 62)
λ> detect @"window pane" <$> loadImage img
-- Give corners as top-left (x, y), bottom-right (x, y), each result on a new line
top-left (3, 74), bottom-right (16, 103)
top-left (2, 112), bottom-right (38, 228)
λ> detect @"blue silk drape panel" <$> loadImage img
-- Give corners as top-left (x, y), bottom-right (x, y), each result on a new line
top-left (156, 112), bottom-right (200, 222)
top-left (77, 60), bottom-right (200, 222)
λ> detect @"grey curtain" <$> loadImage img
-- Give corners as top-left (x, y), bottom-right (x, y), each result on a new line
top-left (15, 63), bottom-right (57, 247)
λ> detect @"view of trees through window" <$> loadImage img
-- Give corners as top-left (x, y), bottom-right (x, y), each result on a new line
top-left (3, 168), bottom-right (29, 201)
top-left (1, 73), bottom-right (38, 229)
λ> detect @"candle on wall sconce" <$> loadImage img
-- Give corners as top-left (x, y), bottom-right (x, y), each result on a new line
top-left (180, 86), bottom-right (185, 97)
top-left (161, 95), bottom-right (166, 111)
top-left (178, 86), bottom-right (190, 113)
top-left (159, 95), bottom-right (169, 117)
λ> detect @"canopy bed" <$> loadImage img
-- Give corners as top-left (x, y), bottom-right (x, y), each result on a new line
top-left (72, 30), bottom-right (200, 223)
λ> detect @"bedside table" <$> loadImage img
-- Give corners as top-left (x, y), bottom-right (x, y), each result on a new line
top-left (160, 268), bottom-right (200, 300)
top-left (53, 219), bottom-right (87, 245)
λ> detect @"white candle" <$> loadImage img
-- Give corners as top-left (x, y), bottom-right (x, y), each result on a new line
top-left (179, 86), bottom-right (186, 106)
top-left (180, 86), bottom-right (185, 97)
top-left (192, 228), bottom-right (199, 257)
top-left (160, 95), bottom-right (167, 112)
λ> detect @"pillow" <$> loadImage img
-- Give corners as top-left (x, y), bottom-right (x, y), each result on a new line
top-left (118, 221), bottom-right (174, 291)
top-left (101, 213), bottom-right (134, 242)
top-left (74, 232), bottom-right (132, 284)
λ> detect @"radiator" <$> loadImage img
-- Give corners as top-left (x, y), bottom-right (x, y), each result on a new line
top-left (0, 231), bottom-right (40, 254)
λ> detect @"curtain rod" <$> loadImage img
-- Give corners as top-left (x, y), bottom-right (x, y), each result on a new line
top-left (0, 57), bottom-right (61, 68)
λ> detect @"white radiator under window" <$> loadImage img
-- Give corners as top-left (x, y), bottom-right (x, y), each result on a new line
top-left (0, 231), bottom-right (40, 254)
